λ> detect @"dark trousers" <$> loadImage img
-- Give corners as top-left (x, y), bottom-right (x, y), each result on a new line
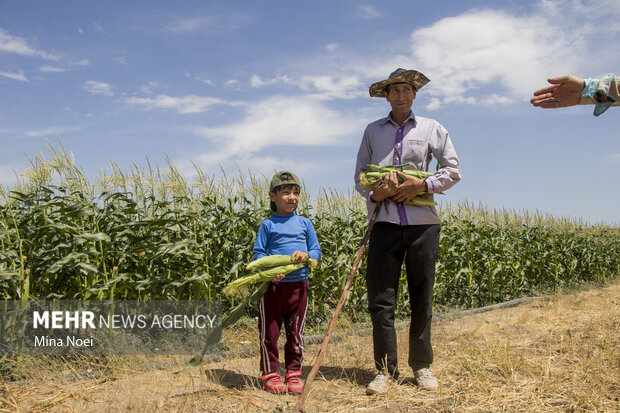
top-left (365, 222), bottom-right (440, 376)
top-left (258, 280), bottom-right (308, 374)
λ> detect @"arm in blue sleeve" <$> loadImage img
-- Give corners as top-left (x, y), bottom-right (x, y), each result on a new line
top-left (581, 74), bottom-right (619, 116)
top-left (304, 219), bottom-right (322, 261)
top-left (252, 221), bottom-right (270, 260)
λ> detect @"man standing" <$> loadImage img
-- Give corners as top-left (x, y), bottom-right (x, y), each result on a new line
top-left (354, 68), bottom-right (461, 394)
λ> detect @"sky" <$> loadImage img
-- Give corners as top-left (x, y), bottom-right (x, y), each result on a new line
top-left (1, 0), bottom-right (619, 225)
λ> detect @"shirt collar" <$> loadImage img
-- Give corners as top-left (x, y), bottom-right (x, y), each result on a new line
top-left (382, 110), bottom-right (417, 126)
top-left (272, 212), bottom-right (296, 218)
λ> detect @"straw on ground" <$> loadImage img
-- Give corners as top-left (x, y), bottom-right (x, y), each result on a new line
top-left (2, 279), bottom-right (618, 412)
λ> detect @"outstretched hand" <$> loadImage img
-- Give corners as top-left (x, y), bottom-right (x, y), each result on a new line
top-left (530, 75), bottom-right (585, 108)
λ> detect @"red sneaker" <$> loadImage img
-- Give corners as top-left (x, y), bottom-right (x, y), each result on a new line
top-left (261, 372), bottom-right (287, 394)
top-left (285, 370), bottom-right (303, 394)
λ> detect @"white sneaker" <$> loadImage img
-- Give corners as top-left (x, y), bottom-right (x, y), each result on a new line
top-left (413, 368), bottom-right (438, 390)
top-left (366, 372), bottom-right (392, 395)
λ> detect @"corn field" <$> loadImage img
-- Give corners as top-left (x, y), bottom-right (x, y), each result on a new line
top-left (1, 143), bottom-right (619, 325)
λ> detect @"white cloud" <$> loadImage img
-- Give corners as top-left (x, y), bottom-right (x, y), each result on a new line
top-left (250, 74), bottom-right (294, 88)
top-left (183, 153), bottom-right (322, 185)
top-left (325, 43), bottom-right (339, 52)
top-left (165, 13), bottom-right (251, 33)
top-left (40, 65), bottom-right (65, 73)
top-left (139, 81), bottom-right (164, 94)
top-left (225, 79), bottom-right (240, 88)
top-left (39, 59), bottom-right (87, 74)
top-left (249, 73), bottom-right (364, 100)
top-left (166, 17), bottom-right (214, 32)
top-left (0, 28), bottom-right (59, 60)
top-left (479, 94), bottom-right (514, 106)
top-left (571, 0), bottom-right (620, 34)
top-left (0, 70), bottom-right (28, 82)
top-left (408, 5), bottom-right (594, 109)
top-left (175, 152), bottom-right (326, 192)
top-left (299, 75), bottom-right (364, 100)
top-left (191, 95), bottom-right (361, 167)
top-left (126, 94), bottom-right (242, 114)
top-left (236, 156), bottom-right (318, 177)
top-left (24, 125), bottom-right (86, 138)
top-left (0, 29), bottom-right (38, 56)
top-left (424, 92), bottom-right (513, 110)
top-left (250, 75), bottom-right (274, 88)
top-left (304, 0), bottom-right (620, 110)
top-left (425, 98), bottom-right (441, 111)
top-left (83, 80), bottom-right (113, 96)
top-left (72, 58), bottom-right (90, 66)
top-left (358, 5), bottom-right (381, 20)
top-left (185, 70), bottom-right (213, 85)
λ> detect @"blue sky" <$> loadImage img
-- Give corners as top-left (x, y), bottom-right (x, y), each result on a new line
top-left (1, 0), bottom-right (619, 224)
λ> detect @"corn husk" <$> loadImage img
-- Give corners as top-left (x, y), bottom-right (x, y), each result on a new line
top-left (245, 254), bottom-right (292, 270)
top-left (246, 254), bottom-right (318, 271)
top-left (223, 261), bottom-right (319, 297)
top-left (359, 165), bottom-right (437, 206)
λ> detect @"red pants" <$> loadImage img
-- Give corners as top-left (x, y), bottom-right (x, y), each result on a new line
top-left (258, 280), bottom-right (308, 373)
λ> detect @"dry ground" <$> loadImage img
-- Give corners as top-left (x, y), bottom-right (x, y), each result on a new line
top-left (2, 280), bottom-right (618, 412)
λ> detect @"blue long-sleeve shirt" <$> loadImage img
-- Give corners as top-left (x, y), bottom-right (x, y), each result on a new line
top-left (252, 213), bottom-right (322, 282)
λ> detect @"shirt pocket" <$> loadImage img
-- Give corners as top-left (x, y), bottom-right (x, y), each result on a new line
top-left (403, 139), bottom-right (428, 167)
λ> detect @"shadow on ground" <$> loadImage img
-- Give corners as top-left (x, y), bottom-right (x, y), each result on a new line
top-left (202, 365), bottom-right (377, 390)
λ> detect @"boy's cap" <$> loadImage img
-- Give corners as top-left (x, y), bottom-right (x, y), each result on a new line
top-left (270, 171), bottom-right (301, 192)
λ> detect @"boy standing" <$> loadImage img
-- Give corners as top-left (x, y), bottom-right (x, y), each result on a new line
top-left (253, 171), bottom-right (322, 394)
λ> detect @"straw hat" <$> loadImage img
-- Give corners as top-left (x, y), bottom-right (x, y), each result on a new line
top-left (369, 68), bottom-right (430, 97)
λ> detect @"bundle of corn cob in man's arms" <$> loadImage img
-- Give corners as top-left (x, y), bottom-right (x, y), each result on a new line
top-left (359, 164), bottom-right (439, 206)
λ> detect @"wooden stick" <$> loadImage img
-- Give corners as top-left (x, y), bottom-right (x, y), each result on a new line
top-left (294, 201), bottom-right (382, 412)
